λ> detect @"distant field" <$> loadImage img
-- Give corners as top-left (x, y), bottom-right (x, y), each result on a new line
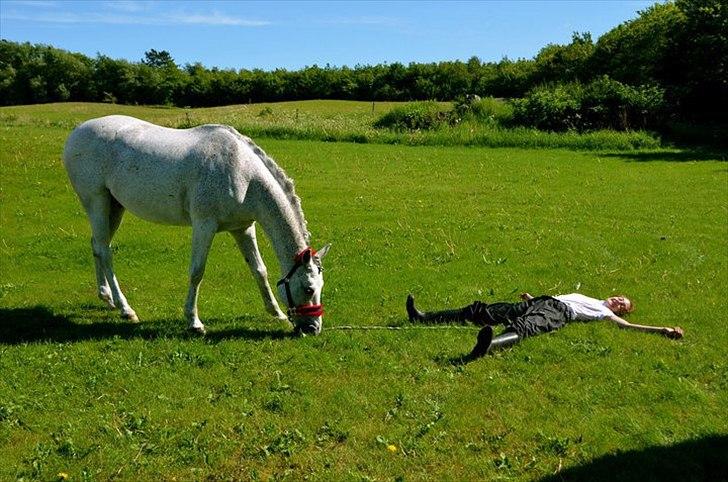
top-left (0, 103), bottom-right (726, 481)
top-left (0, 100), bottom-right (662, 150)
top-left (0, 99), bottom-right (408, 131)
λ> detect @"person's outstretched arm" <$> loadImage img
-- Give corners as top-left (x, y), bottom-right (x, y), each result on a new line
top-left (608, 315), bottom-right (684, 339)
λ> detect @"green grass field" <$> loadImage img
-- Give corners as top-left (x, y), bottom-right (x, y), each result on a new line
top-left (1, 102), bottom-right (726, 481)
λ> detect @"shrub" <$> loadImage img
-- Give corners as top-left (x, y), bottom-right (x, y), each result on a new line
top-left (258, 106), bottom-right (274, 117)
top-left (373, 101), bottom-right (450, 131)
top-left (512, 77), bottom-right (666, 131)
top-left (454, 95), bottom-right (514, 126)
top-left (581, 75), bottom-right (665, 130)
top-left (512, 83), bottom-right (583, 131)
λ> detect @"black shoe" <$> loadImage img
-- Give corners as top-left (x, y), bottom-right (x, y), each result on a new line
top-left (408, 294), bottom-right (473, 323)
top-left (406, 294), bottom-right (424, 321)
top-left (469, 326), bottom-right (493, 359)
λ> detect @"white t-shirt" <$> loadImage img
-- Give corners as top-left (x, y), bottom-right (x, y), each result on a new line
top-left (554, 293), bottom-right (615, 321)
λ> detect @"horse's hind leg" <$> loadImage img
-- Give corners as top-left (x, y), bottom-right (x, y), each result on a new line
top-left (84, 192), bottom-right (138, 322)
top-left (94, 245), bottom-right (114, 308)
top-left (230, 223), bottom-right (287, 320)
top-left (94, 198), bottom-right (125, 308)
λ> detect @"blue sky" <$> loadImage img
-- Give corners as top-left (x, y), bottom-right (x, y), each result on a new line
top-left (1, 1), bottom-right (658, 70)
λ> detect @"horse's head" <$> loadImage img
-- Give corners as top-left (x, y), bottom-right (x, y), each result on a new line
top-left (277, 244), bottom-right (330, 336)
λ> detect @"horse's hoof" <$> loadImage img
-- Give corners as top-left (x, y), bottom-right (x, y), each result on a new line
top-left (122, 311), bottom-right (139, 323)
top-left (188, 324), bottom-right (206, 335)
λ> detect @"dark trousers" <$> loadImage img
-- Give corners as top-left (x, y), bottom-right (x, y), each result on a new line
top-left (466, 296), bottom-right (574, 338)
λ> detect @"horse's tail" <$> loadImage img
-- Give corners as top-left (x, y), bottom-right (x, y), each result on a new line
top-left (225, 127), bottom-right (310, 243)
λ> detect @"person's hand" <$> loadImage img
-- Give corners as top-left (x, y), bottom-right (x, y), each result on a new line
top-left (663, 326), bottom-right (684, 339)
top-left (520, 292), bottom-right (533, 301)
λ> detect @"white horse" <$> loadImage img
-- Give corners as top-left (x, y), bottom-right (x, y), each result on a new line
top-left (63, 115), bottom-right (329, 335)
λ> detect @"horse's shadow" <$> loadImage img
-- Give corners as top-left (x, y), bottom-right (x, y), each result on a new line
top-left (0, 306), bottom-right (295, 345)
top-left (538, 434), bottom-right (728, 482)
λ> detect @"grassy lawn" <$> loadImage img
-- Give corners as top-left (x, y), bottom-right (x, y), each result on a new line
top-left (0, 102), bottom-right (726, 481)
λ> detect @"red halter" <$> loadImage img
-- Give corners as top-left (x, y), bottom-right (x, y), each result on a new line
top-left (276, 247), bottom-right (324, 318)
top-left (291, 303), bottom-right (324, 318)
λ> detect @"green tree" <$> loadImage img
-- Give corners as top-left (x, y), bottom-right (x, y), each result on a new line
top-left (135, 49), bottom-right (185, 105)
top-left (479, 57), bottom-right (536, 98)
top-left (592, 3), bottom-right (684, 86)
top-left (142, 49), bottom-right (176, 69)
top-left (533, 32), bottom-right (595, 84)
top-left (672, 0), bottom-right (727, 120)
top-left (0, 40), bottom-right (23, 104)
top-left (92, 55), bottom-right (137, 103)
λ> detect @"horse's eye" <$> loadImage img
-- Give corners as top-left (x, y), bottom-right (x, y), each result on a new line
top-left (304, 287), bottom-right (314, 296)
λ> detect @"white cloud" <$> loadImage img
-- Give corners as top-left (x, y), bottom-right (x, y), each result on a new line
top-left (2, 9), bottom-right (270, 26)
top-left (0, 0), bottom-right (59, 9)
top-left (101, 1), bottom-right (152, 13)
top-left (4, 0), bottom-right (59, 7)
top-left (168, 12), bottom-right (270, 26)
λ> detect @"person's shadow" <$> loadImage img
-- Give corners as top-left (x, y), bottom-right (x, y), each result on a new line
top-left (538, 434), bottom-right (728, 482)
top-left (0, 306), bottom-right (295, 345)
top-left (445, 352), bottom-right (482, 366)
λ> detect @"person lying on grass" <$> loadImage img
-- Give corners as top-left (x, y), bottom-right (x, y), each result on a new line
top-left (406, 292), bottom-right (684, 360)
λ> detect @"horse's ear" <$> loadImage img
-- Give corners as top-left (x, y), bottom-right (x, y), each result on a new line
top-left (302, 249), bottom-right (312, 264)
top-left (317, 243), bottom-right (331, 261)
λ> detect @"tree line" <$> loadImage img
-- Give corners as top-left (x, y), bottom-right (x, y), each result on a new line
top-left (0, 0), bottom-right (725, 125)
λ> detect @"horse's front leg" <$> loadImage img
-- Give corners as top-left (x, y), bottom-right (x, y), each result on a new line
top-left (230, 223), bottom-right (287, 320)
top-left (185, 219), bottom-right (217, 334)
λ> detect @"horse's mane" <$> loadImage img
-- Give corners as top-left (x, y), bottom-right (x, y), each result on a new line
top-left (223, 126), bottom-right (310, 243)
